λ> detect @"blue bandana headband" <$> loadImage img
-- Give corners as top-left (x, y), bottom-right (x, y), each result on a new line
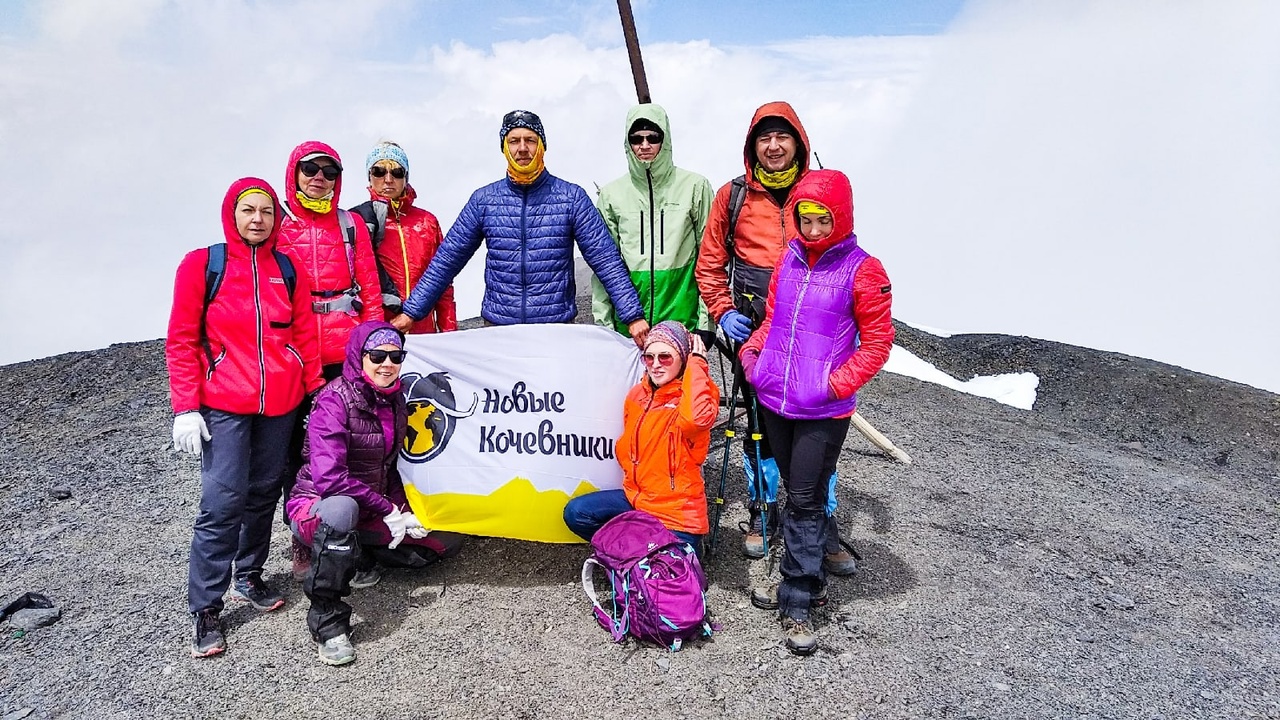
top-left (366, 143), bottom-right (410, 176)
top-left (499, 109), bottom-right (547, 149)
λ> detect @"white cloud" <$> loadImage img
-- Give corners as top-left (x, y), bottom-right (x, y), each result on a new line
top-left (1, 0), bottom-right (1274, 395)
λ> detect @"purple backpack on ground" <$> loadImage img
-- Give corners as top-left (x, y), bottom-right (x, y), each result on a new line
top-left (580, 510), bottom-right (712, 651)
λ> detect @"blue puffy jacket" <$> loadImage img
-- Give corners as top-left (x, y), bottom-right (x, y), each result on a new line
top-left (402, 172), bottom-right (644, 325)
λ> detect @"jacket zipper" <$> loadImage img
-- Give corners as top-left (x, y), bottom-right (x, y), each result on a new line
top-left (645, 168), bottom-right (656, 324)
top-left (251, 248), bottom-right (266, 414)
top-left (394, 208), bottom-right (411, 298)
top-left (779, 244), bottom-right (810, 415)
top-left (520, 186), bottom-right (529, 322)
top-left (632, 388), bottom-right (657, 489)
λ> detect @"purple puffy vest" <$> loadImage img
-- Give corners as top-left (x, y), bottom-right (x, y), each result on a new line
top-left (580, 511), bottom-right (711, 651)
top-left (751, 237), bottom-right (868, 420)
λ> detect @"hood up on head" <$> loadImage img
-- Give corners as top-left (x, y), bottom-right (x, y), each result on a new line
top-left (741, 101), bottom-right (811, 186)
top-left (343, 319), bottom-right (404, 385)
top-left (284, 140), bottom-right (345, 218)
top-left (787, 169), bottom-right (855, 255)
top-left (624, 103), bottom-right (674, 186)
top-left (221, 177), bottom-right (282, 249)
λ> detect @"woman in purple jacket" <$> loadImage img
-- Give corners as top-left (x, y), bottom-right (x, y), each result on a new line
top-left (286, 320), bottom-right (463, 666)
top-left (738, 169), bottom-right (894, 657)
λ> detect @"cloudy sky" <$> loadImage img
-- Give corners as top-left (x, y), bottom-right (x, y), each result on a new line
top-left (1, 0), bottom-right (1276, 393)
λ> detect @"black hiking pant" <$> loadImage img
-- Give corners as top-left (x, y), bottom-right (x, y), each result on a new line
top-left (760, 408), bottom-right (851, 622)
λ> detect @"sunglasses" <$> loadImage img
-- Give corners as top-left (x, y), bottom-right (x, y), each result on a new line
top-left (298, 160), bottom-right (341, 181)
top-left (641, 351), bottom-right (677, 367)
top-left (364, 349), bottom-right (407, 364)
top-left (629, 132), bottom-right (664, 146)
top-left (370, 166), bottom-right (406, 179)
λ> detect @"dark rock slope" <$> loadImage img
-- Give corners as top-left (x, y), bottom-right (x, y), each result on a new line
top-left (0, 320), bottom-right (1276, 719)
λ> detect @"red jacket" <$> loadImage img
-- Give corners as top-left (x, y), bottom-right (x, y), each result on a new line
top-left (696, 101), bottom-right (813, 322)
top-left (615, 356), bottom-right (721, 535)
top-left (366, 186), bottom-right (457, 333)
top-left (276, 141), bottom-right (382, 366)
top-left (166, 177), bottom-right (323, 417)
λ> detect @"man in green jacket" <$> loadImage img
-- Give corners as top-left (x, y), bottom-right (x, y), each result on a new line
top-left (593, 104), bottom-right (713, 337)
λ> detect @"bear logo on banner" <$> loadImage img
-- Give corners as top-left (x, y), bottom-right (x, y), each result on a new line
top-left (401, 371), bottom-right (479, 464)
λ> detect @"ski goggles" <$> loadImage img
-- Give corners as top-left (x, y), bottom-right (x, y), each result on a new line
top-left (369, 165), bottom-right (406, 179)
top-left (364, 349), bottom-right (407, 364)
top-left (628, 132), bottom-right (664, 146)
top-left (298, 160), bottom-right (341, 181)
top-left (641, 351), bottom-right (677, 367)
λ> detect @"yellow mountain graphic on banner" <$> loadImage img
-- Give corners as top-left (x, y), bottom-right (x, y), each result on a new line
top-left (403, 477), bottom-right (600, 543)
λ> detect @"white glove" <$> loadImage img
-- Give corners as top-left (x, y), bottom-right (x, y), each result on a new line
top-left (404, 512), bottom-right (430, 540)
top-left (383, 507), bottom-right (408, 548)
top-left (172, 412), bottom-right (210, 456)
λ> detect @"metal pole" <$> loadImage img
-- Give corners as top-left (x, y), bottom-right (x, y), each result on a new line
top-left (616, 0), bottom-right (651, 103)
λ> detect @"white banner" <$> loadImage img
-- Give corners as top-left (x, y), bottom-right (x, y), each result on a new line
top-left (398, 324), bottom-right (643, 543)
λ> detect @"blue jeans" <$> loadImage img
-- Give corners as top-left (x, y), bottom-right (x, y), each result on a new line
top-left (563, 489), bottom-right (703, 558)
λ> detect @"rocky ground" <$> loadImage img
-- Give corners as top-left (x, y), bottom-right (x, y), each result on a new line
top-left (0, 317), bottom-right (1277, 719)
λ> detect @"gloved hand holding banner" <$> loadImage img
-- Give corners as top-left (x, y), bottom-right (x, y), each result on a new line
top-left (398, 324), bottom-right (644, 542)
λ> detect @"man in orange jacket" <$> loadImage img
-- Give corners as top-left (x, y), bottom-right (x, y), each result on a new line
top-left (695, 102), bottom-right (857, 574)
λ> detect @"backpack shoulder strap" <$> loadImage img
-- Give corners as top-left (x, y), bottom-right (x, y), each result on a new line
top-left (201, 244), bottom-right (228, 365)
top-left (724, 175), bottom-right (748, 260)
top-left (271, 249), bottom-right (298, 301)
top-left (336, 209), bottom-right (359, 286)
top-left (204, 243), bottom-right (227, 306)
top-left (373, 202), bottom-right (388, 248)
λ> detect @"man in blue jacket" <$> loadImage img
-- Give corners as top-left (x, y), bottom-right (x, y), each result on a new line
top-left (392, 110), bottom-right (650, 346)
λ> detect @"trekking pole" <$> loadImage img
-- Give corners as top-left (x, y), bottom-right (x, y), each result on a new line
top-left (746, 391), bottom-right (778, 576)
top-left (708, 342), bottom-right (743, 555)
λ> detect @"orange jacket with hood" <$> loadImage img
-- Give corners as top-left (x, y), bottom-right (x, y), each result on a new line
top-left (615, 355), bottom-right (721, 535)
top-left (359, 185), bottom-right (457, 334)
top-left (695, 101), bottom-right (812, 322)
top-left (276, 141), bottom-right (381, 366)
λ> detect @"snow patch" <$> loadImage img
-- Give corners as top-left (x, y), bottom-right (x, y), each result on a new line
top-left (885, 345), bottom-right (1039, 410)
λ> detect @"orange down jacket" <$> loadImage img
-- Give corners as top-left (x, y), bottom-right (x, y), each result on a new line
top-left (615, 355), bottom-right (721, 535)
top-left (276, 141), bottom-right (382, 367)
top-left (695, 101), bottom-right (813, 322)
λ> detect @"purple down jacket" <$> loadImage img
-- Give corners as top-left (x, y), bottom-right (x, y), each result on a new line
top-left (286, 320), bottom-right (409, 522)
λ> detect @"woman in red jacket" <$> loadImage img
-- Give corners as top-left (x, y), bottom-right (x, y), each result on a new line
top-left (165, 177), bottom-right (323, 658)
top-left (275, 141), bottom-right (383, 565)
top-left (562, 321), bottom-right (720, 556)
top-left (350, 141), bottom-right (457, 333)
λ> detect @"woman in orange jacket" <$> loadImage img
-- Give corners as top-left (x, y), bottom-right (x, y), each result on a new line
top-left (563, 321), bottom-right (720, 555)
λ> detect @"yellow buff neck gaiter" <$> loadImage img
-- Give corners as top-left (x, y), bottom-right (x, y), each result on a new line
top-left (754, 162), bottom-right (800, 189)
top-left (505, 139), bottom-right (546, 185)
top-left (295, 191), bottom-right (333, 214)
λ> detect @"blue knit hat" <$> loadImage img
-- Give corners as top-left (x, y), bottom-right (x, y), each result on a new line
top-left (366, 142), bottom-right (409, 176)
top-left (499, 110), bottom-right (546, 149)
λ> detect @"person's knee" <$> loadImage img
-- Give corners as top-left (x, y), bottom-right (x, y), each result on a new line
top-left (562, 497), bottom-right (592, 539)
top-left (315, 496), bottom-right (360, 534)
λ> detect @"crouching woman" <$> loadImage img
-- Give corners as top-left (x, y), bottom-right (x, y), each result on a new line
top-left (739, 169), bottom-right (894, 656)
top-left (285, 320), bottom-right (462, 666)
top-left (563, 321), bottom-right (720, 555)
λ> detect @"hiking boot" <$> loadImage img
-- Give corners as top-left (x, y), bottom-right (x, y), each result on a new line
top-left (740, 502), bottom-right (778, 559)
top-left (190, 609), bottom-right (225, 658)
top-left (750, 582), bottom-right (828, 611)
top-left (291, 537), bottom-right (312, 582)
top-left (231, 572), bottom-right (285, 612)
top-left (823, 549), bottom-right (858, 576)
top-left (350, 566), bottom-right (382, 589)
top-left (782, 616), bottom-right (819, 656)
top-left (317, 633), bottom-right (356, 666)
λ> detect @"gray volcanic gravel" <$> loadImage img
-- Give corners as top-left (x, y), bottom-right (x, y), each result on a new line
top-left (0, 320), bottom-right (1277, 719)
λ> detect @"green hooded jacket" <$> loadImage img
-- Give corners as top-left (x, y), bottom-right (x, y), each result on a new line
top-left (593, 103), bottom-right (714, 334)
